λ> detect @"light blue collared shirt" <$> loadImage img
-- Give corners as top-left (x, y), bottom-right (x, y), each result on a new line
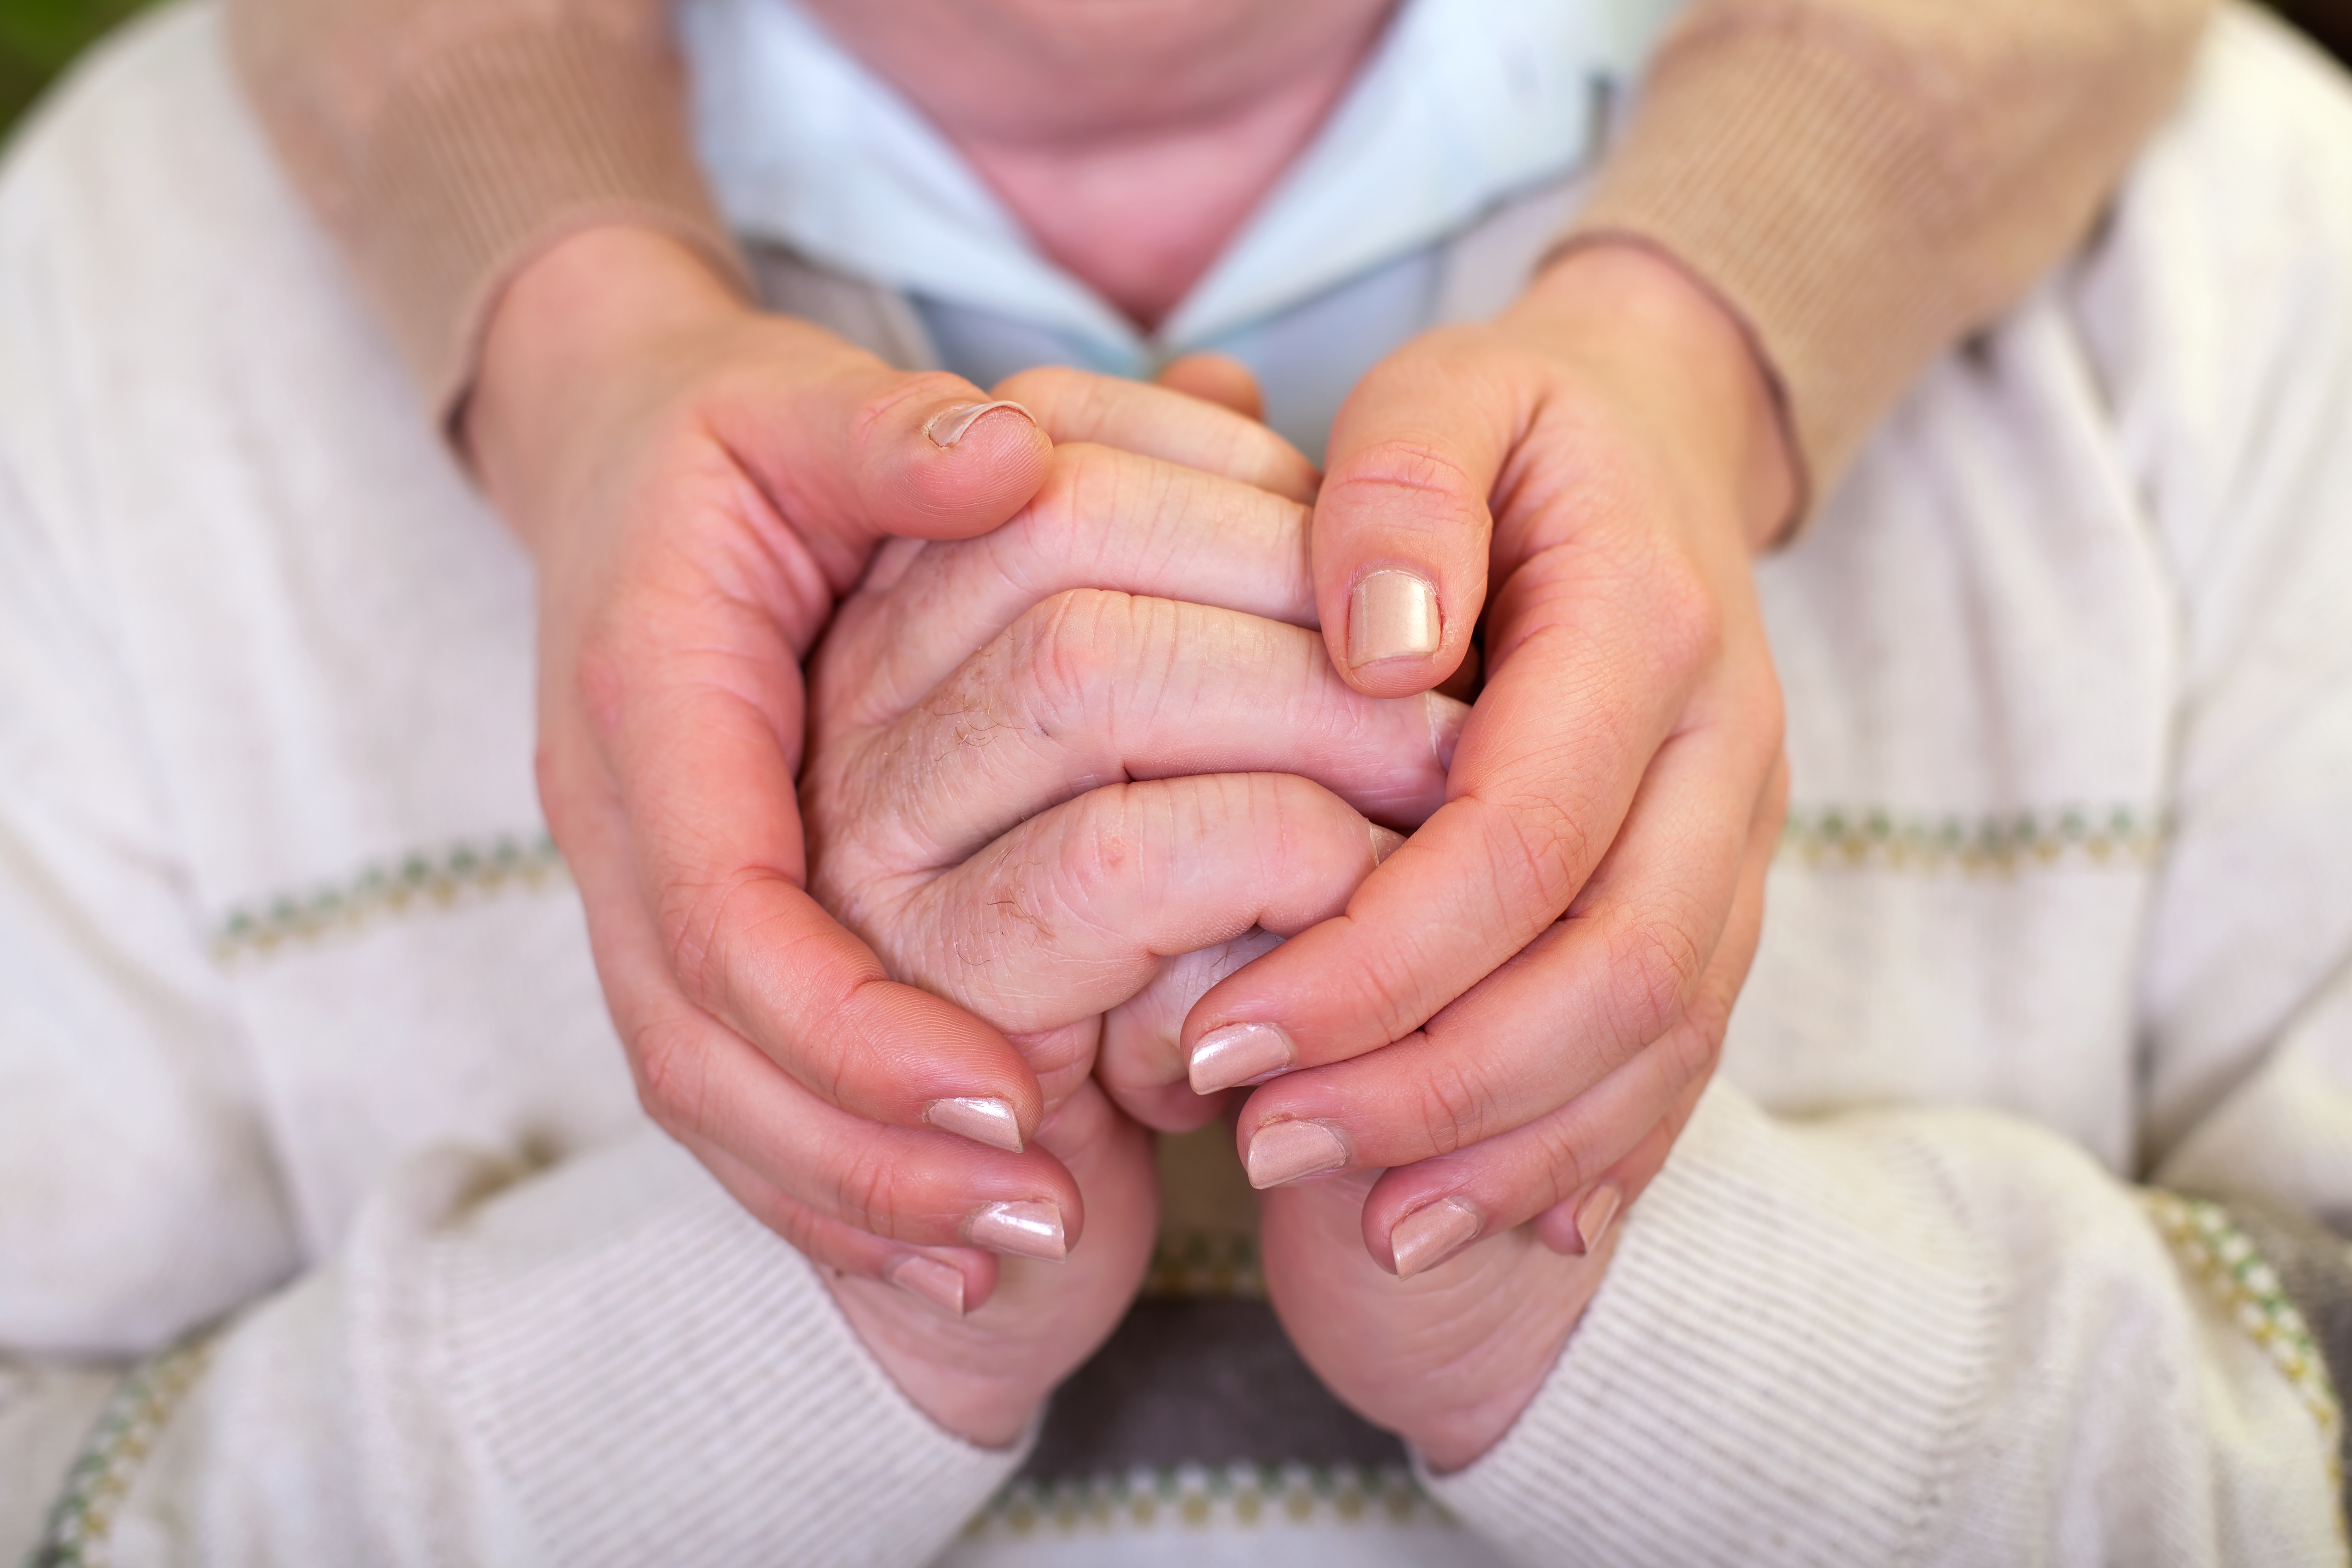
top-left (681, 0), bottom-right (1681, 455)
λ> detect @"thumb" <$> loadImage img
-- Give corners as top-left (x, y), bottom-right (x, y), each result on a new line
top-left (1312, 331), bottom-right (1515, 698)
top-left (719, 351), bottom-right (1055, 556)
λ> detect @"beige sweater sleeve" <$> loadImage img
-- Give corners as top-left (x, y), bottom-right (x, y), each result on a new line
top-left (223, 0), bottom-right (749, 417)
top-left (224, 0), bottom-right (2210, 490)
top-left (1566, 0), bottom-right (2213, 495)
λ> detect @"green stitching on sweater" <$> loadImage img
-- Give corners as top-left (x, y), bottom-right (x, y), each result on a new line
top-left (1781, 803), bottom-right (2164, 875)
top-left (2142, 1191), bottom-right (2345, 1509)
top-left (209, 831), bottom-right (568, 962)
top-left (204, 802), bottom-right (2155, 966)
top-left (33, 1330), bottom-right (218, 1568)
top-left (965, 1461), bottom-right (1451, 1541)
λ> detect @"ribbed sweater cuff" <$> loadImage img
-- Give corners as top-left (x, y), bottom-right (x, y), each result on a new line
top-left (1563, 4), bottom-right (2192, 509)
top-left (1423, 1085), bottom-right (1997, 1565)
top-left (341, 18), bottom-right (749, 423)
top-left (383, 1135), bottom-right (1024, 1566)
top-left (1564, 24), bottom-right (1972, 505)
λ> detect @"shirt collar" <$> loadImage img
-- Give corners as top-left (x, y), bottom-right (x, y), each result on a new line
top-left (683, 0), bottom-right (1681, 359)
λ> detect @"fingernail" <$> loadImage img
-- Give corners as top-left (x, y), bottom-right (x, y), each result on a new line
top-left (1369, 826), bottom-right (1407, 866)
top-left (925, 399), bottom-right (1035, 447)
top-left (1425, 692), bottom-right (1468, 771)
top-left (1347, 569), bottom-right (1441, 667)
top-left (1390, 1198), bottom-right (1483, 1279)
top-left (1568, 1183), bottom-right (1623, 1257)
top-left (885, 1254), bottom-right (966, 1316)
top-left (924, 1096), bottom-right (1024, 1153)
top-left (1244, 1119), bottom-right (1352, 1189)
top-left (968, 1199), bottom-right (1066, 1260)
top-left (1188, 1023), bottom-right (1296, 1095)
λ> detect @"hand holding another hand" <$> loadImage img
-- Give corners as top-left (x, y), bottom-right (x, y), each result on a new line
top-left (466, 225), bottom-right (1794, 1465)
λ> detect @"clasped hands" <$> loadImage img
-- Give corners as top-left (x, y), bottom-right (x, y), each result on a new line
top-left (470, 230), bottom-right (1792, 1471)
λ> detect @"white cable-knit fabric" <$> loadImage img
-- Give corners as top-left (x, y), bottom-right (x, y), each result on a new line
top-left (1, 5), bottom-right (2349, 1564)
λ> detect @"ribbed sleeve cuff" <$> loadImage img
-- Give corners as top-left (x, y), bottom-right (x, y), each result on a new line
top-left (1422, 1085), bottom-right (1998, 1565)
top-left (340, 17), bottom-right (749, 423)
top-left (1565, 0), bottom-right (2201, 507)
top-left (365, 1134), bottom-right (1023, 1568)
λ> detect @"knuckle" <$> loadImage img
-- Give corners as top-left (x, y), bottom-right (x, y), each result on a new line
top-left (1486, 791), bottom-right (1594, 910)
top-left (1052, 787), bottom-right (1139, 920)
top-left (1322, 437), bottom-right (1483, 523)
top-left (993, 364), bottom-right (1089, 425)
top-left (1643, 556), bottom-right (1724, 681)
top-left (1012, 588), bottom-right (1126, 730)
top-left (828, 1140), bottom-right (909, 1237)
top-left (654, 864), bottom-right (783, 1010)
top-left (1659, 1006), bottom-right (1727, 1091)
top-left (1341, 945), bottom-right (1443, 1048)
top-left (1002, 454), bottom-right (1113, 577)
top-left (629, 1015), bottom-right (708, 1136)
top-left (1601, 911), bottom-right (1707, 1059)
top-left (1535, 1120), bottom-right (1594, 1209)
top-left (1407, 1051), bottom-right (1504, 1157)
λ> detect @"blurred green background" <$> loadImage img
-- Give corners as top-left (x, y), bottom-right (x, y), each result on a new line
top-left (3, 0), bottom-right (157, 138)
top-left (3, 0), bottom-right (2349, 145)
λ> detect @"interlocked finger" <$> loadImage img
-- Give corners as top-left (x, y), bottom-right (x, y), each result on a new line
top-left (816, 441), bottom-right (1321, 734)
top-left (807, 594), bottom-right (1462, 894)
top-left (1229, 707), bottom-right (1778, 1176)
top-left (996, 363), bottom-right (1318, 502)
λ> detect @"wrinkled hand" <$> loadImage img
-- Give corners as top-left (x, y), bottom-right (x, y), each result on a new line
top-left (799, 373), bottom-right (1427, 1441)
top-left (800, 358), bottom-right (1760, 1459)
top-left (1166, 242), bottom-right (1793, 1284)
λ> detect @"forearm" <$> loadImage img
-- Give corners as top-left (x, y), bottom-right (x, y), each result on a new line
top-left (1428, 1081), bottom-right (2346, 1564)
top-left (14, 1132), bottom-right (1021, 1566)
top-left (1568, 0), bottom-right (2215, 500)
top-left (222, 0), bottom-right (746, 418)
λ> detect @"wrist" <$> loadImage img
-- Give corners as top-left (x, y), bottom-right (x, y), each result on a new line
top-left (824, 1271), bottom-right (1054, 1449)
top-left (1513, 240), bottom-right (1800, 551)
top-left (1401, 1224), bottom-right (1619, 1474)
top-left (466, 226), bottom-right (755, 551)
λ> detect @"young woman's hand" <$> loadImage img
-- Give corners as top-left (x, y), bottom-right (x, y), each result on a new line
top-left (1178, 242), bottom-right (1795, 1278)
top-left (466, 227), bottom-right (1077, 1272)
top-left (1256, 749), bottom-right (1776, 1472)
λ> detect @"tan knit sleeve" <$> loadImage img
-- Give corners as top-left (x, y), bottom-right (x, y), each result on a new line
top-left (226, 0), bottom-right (2211, 483)
top-left (223, 0), bottom-right (749, 419)
top-left (1567, 0), bottom-right (2214, 500)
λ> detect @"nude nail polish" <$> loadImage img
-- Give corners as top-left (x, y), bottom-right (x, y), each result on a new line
top-left (1390, 1198), bottom-right (1483, 1278)
top-left (885, 1254), bottom-right (967, 1316)
top-left (1347, 569), bottom-right (1441, 667)
top-left (924, 1096), bottom-right (1024, 1152)
top-left (1570, 1183), bottom-right (1624, 1257)
top-left (1244, 1120), bottom-right (1351, 1189)
top-left (925, 399), bottom-right (1035, 447)
top-left (1188, 1023), bottom-right (1296, 1095)
top-left (968, 1199), bottom-right (1066, 1260)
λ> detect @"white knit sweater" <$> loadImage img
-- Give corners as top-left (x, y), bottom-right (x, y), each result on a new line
top-left (3, 5), bottom-right (2350, 1564)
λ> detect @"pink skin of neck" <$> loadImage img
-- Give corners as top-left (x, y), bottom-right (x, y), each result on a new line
top-left (802, 0), bottom-right (1400, 331)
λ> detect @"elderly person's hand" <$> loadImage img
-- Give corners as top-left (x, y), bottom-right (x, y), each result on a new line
top-left (465, 231), bottom-right (1360, 1301)
top-left (789, 375), bottom-right (1429, 1442)
top-left (797, 375), bottom-right (1442, 1269)
top-left (472, 222), bottom-right (1783, 1305)
top-left (797, 367), bottom-right (1754, 1457)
